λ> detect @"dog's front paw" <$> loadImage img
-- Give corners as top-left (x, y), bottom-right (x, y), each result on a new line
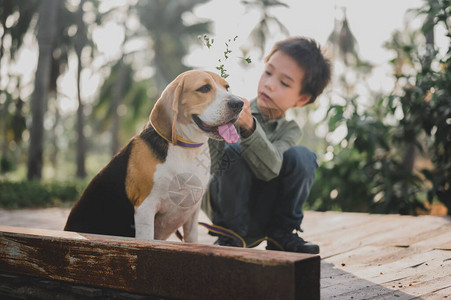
top-left (135, 223), bottom-right (154, 240)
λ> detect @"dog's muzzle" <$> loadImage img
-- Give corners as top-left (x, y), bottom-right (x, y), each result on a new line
top-left (228, 98), bottom-right (244, 114)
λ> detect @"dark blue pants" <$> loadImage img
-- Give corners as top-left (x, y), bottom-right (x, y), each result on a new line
top-left (209, 143), bottom-right (318, 239)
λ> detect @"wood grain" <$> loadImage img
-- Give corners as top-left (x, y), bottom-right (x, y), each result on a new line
top-left (0, 225), bottom-right (320, 300)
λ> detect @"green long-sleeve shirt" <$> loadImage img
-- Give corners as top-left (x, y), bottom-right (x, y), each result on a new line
top-left (202, 100), bottom-right (302, 219)
top-left (209, 99), bottom-right (302, 181)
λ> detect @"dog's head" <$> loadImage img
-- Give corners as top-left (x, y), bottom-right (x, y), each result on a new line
top-left (150, 70), bottom-right (243, 144)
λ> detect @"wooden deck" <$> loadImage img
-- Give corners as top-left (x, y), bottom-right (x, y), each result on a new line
top-left (302, 212), bottom-right (451, 299)
top-left (0, 208), bottom-right (450, 299)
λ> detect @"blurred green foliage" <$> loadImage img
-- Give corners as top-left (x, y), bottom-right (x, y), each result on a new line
top-left (308, 97), bottom-right (428, 214)
top-left (0, 180), bottom-right (86, 209)
top-left (308, 0), bottom-right (451, 215)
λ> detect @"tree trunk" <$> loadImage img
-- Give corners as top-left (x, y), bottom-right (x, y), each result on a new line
top-left (0, 16), bottom-right (6, 92)
top-left (1, 16), bottom-right (9, 162)
top-left (49, 91), bottom-right (59, 170)
top-left (1, 98), bottom-right (10, 160)
top-left (76, 56), bottom-right (86, 178)
top-left (75, 0), bottom-right (87, 178)
top-left (27, 0), bottom-right (58, 180)
top-left (401, 15), bottom-right (435, 173)
top-left (111, 56), bottom-right (126, 156)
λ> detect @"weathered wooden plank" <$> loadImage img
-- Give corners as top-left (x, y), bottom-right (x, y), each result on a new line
top-left (305, 213), bottom-right (450, 257)
top-left (326, 248), bottom-right (448, 284)
top-left (1, 209), bottom-right (449, 299)
top-left (370, 217), bottom-right (451, 248)
top-left (370, 274), bottom-right (451, 300)
top-left (0, 272), bottom-right (162, 299)
top-left (414, 285), bottom-right (451, 300)
top-left (319, 217), bottom-right (449, 259)
top-left (321, 248), bottom-right (451, 298)
top-left (323, 265), bottom-right (451, 300)
top-left (315, 212), bottom-right (450, 298)
top-left (0, 225), bottom-right (320, 300)
top-left (411, 229), bottom-right (451, 250)
top-left (302, 212), bottom-right (381, 237)
top-left (308, 216), bottom-right (405, 258)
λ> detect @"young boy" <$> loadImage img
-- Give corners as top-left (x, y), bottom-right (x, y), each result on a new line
top-left (203, 37), bottom-right (331, 254)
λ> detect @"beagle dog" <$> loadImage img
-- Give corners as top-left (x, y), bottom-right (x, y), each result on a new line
top-left (64, 70), bottom-right (243, 242)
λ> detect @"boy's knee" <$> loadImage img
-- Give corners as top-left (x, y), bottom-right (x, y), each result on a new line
top-left (216, 143), bottom-right (252, 176)
top-left (282, 146), bottom-right (318, 179)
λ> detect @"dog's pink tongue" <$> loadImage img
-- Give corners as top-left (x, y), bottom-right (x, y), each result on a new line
top-left (218, 124), bottom-right (239, 143)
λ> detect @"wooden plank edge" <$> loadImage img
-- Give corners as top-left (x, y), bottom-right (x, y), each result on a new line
top-left (0, 225), bottom-right (320, 300)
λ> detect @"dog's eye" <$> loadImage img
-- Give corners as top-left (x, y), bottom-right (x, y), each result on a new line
top-left (225, 85), bottom-right (230, 91)
top-left (196, 84), bottom-right (211, 93)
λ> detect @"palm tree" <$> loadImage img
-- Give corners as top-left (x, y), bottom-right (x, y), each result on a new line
top-left (37, 0), bottom-right (98, 179)
top-left (92, 0), bottom-right (210, 155)
top-left (27, 0), bottom-right (76, 179)
top-left (136, 0), bottom-right (211, 90)
top-left (92, 3), bottom-right (137, 156)
top-left (0, 0), bottom-right (39, 86)
top-left (327, 7), bottom-right (373, 96)
top-left (327, 8), bottom-right (358, 66)
top-left (109, 56), bottom-right (128, 156)
top-left (74, 0), bottom-right (89, 178)
top-left (45, 1), bottom-right (74, 175)
top-left (27, 0), bottom-right (59, 180)
top-left (93, 59), bottom-right (152, 156)
top-left (0, 0), bottom-right (39, 169)
top-left (241, 0), bottom-right (289, 58)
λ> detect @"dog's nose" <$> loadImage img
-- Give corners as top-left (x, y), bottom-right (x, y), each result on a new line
top-left (228, 98), bottom-right (244, 113)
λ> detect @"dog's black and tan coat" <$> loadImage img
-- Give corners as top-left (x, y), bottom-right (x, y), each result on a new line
top-left (64, 70), bottom-right (243, 242)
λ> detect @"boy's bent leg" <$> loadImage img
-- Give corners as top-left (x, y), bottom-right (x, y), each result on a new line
top-left (266, 146), bottom-right (320, 253)
top-left (272, 146), bottom-right (318, 230)
top-left (209, 143), bottom-right (253, 242)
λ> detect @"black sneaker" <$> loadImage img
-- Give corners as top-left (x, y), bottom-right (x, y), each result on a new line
top-left (214, 235), bottom-right (243, 247)
top-left (267, 231), bottom-right (320, 254)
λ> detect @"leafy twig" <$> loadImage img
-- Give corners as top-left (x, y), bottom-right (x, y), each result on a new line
top-left (198, 34), bottom-right (252, 79)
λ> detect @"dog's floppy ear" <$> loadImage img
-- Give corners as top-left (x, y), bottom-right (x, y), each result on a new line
top-left (150, 75), bottom-right (185, 145)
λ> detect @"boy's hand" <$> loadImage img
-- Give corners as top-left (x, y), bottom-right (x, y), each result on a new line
top-left (236, 97), bottom-right (255, 137)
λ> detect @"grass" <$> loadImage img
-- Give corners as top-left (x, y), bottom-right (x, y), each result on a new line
top-left (0, 153), bottom-right (112, 209)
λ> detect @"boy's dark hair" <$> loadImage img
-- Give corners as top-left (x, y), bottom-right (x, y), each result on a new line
top-left (266, 37), bottom-right (332, 104)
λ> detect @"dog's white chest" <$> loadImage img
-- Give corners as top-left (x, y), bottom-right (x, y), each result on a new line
top-left (135, 144), bottom-right (211, 240)
top-left (156, 144), bottom-right (211, 207)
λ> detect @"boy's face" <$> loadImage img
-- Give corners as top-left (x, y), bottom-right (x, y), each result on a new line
top-left (257, 50), bottom-right (311, 120)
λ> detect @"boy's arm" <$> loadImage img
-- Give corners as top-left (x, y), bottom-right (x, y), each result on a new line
top-left (239, 118), bottom-right (301, 181)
